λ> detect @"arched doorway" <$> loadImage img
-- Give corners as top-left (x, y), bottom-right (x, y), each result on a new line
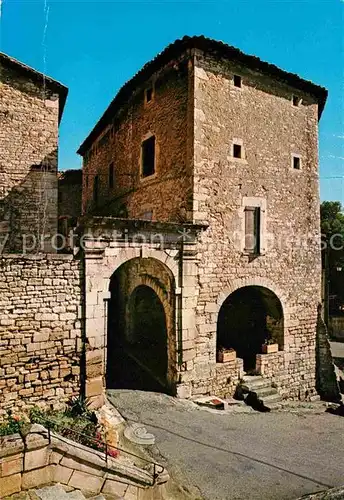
top-left (217, 286), bottom-right (283, 372)
top-left (106, 258), bottom-right (175, 393)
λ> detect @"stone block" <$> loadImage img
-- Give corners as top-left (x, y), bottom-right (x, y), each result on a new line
top-left (125, 485), bottom-right (139, 499)
top-left (60, 455), bottom-right (104, 477)
top-left (22, 465), bottom-right (54, 489)
top-left (24, 447), bottom-right (49, 471)
top-left (0, 473), bottom-right (21, 497)
top-left (0, 434), bottom-right (24, 458)
top-left (176, 383), bottom-right (192, 399)
top-left (54, 464), bottom-right (73, 485)
top-left (85, 376), bottom-right (103, 397)
top-left (68, 470), bottom-right (104, 493)
top-left (102, 478), bottom-right (128, 497)
top-left (86, 362), bottom-right (103, 378)
top-left (0, 453), bottom-right (23, 477)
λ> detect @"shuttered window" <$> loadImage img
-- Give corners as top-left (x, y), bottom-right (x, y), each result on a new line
top-left (244, 206), bottom-right (260, 254)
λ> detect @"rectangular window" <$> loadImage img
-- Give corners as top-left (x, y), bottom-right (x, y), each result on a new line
top-left (234, 75), bottom-right (242, 88)
top-left (293, 155), bottom-right (301, 170)
top-left (109, 162), bottom-right (114, 188)
top-left (141, 136), bottom-right (155, 177)
top-left (93, 175), bottom-right (99, 206)
top-left (244, 206), bottom-right (260, 254)
top-left (233, 143), bottom-right (242, 159)
top-left (145, 87), bottom-right (153, 103)
top-left (292, 95), bottom-right (302, 107)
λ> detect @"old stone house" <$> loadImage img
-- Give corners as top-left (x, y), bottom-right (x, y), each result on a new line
top-left (0, 37), bottom-right (331, 416)
top-left (0, 52), bottom-right (68, 253)
top-left (77, 36), bottom-right (328, 403)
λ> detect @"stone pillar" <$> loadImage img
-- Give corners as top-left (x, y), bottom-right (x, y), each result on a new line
top-left (83, 245), bottom-right (109, 407)
top-left (176, 242), bottom-right (199, 398)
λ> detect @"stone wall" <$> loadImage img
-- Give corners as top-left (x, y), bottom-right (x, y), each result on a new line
top-left (0, 424), bottom-right (168, 498)
top-left (0, 61), bottom-right (60, 253)
top-left (0, 255), bottom-right (83, 417)
top-left (185, 51), bottom-right (322, 400)
top-left (81, 54), bottom-right (194, 222)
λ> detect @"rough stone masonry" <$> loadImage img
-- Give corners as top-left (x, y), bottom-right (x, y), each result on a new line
top-left (0, 36), bottom-right (331, 415)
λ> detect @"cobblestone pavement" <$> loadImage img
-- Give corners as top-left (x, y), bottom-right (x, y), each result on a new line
top-left (108, 390), bottom-right (344, 500)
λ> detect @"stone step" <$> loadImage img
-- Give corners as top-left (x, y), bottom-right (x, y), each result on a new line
top-left (242, 377), bottom-right (271, 392)
top-left (261, 393), bottom-right (283, 405)
top-left (251, 385), bottom-right (279, 398)
top-left (67, 491), bottom-right (87, 499)
top-left (35, 484), bottom-right (71, 500)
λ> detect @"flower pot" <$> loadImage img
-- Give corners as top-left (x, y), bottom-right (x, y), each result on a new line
top-left (261, 343), bottom-right (278, 354)
top-left (218, 350), bottom-right (236, 363)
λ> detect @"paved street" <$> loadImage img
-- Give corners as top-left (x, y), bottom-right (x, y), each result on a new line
top-left (108, 390), bottom-right (344, 500)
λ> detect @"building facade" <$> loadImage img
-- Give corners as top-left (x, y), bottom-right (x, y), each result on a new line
top-left (77, 37), bottom-right (328, 403)
top-left (0, 52), bottom-right (67, 253)
top-left (0, 38), bottom-right (331, 416)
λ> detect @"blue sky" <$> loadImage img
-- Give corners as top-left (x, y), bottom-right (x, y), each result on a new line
top-left (1, 0), bottom-right (343, 202)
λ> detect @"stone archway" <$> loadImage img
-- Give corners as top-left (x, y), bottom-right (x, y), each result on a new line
top-left (217, 286), bottom-right (284, 372)
top-left (106, 257), bottom-right (176, 394)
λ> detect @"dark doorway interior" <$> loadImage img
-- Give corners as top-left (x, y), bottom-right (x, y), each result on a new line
top-left (107, 276), bottom-right (168, 392)
top-left (217, 286), bottom-right (283, 372)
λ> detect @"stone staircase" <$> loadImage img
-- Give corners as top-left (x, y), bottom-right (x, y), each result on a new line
top-left (34, 484), bottom-right (106, 500)
top-left (241, 375), bottom-right (283, 410)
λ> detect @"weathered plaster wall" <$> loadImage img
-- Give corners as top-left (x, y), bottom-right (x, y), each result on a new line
top-left (0, 255), bottom-right (83, 417)
top-left (0, 62), bottom-right (59, 252)
top-left (184, 51), bottom-right (322, 399)
top-left (82, 55), bottom-right (194, 223)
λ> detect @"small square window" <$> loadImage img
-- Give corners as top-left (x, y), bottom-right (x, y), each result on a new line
top-left (292, 95), bottom-right (302, 107)
top-left (145, 87), bottom-right (153, 103)
top-left (234, 75), bottom-right (242, 88)
top-left (293, 155), bottom-right (301, 170)
top-left (233, 143), bottom-right (242, 159)
top-left (141, 136), bottom-right (155, 177)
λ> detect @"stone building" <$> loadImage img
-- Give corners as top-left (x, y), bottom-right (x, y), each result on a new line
top-left (0, 51), bottom-right (68, 253)
top-left (77, 36), bottom-right (328, 403)
top-left (58, 169), bottom-right (82, 238)
top-left (0, 37), bottom-right (331, 416)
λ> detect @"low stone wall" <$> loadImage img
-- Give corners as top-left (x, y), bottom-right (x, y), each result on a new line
top-left (0, 254), bottom-right (83, 417)
top-left (0, 424), bottom-right (168, 499)
top-left (180, 357), bottom-right (244, 398)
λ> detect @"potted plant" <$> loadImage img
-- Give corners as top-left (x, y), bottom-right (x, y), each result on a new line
top-left (261, 338), bottom-right (279, 354)
top-left (218, 347), bottom-right (236, 363)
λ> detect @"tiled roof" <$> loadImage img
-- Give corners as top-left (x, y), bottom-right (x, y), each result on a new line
top-left (77, 35), bottom-right (328, 155)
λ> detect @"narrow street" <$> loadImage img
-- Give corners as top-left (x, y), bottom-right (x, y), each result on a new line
top-left (108, 390), bottom-right (344, 500)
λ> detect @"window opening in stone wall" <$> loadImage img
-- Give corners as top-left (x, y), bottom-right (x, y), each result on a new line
top-left (293, 156), bottom-right (301, 170)
top-left (234, 75), bottom-right (242, 88)
top-left (292, 95), bottom-right (302, 107)
top-left (141, 136), bottom-right (155, 177)
top-left (233, 143), bottom-right (242, 159)
top-left (145, 87), bottom-right (153, 103)
top-left (109, 162), bottom-right (114, 188)
top-left (244, 206), bottom-right (260, 254)
top-left (93, 175), bottom-right (99, 206)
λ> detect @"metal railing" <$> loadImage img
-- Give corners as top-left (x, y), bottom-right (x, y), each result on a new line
top-left (43, 417), bottom-right (164, 486)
